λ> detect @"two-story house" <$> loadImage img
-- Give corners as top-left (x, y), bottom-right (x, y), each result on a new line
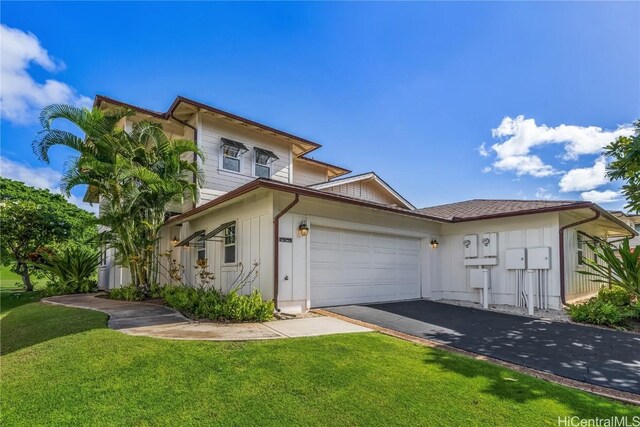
top-left (90, 95), bottom-right (636, 314)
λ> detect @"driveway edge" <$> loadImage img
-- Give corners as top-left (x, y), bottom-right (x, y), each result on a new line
top-left (314, 309), bottom-right (640, 406)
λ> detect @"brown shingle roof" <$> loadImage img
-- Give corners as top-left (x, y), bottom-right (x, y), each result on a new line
top-left (417, 199), bottom-right (590, 221)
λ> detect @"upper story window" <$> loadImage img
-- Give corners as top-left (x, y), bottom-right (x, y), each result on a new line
top-left (254, 147), bottom-right (279, 178)
top-left (221, 138), bottom-right (248, 173)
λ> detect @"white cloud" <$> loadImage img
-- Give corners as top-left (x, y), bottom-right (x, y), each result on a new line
top-left (535, 187), bottom-right (556, 200)
top-left (493, 154), bottom-right (558, 177)
top-left (477, 143), bottom-right (490, 157)
top-left (0, 156), bottom-right (98, 214)
top-left (481, 166), bottom-right (492, 173)
top-left (0, 24), bottom-right (91, 124)
top-left (580, 190), bottom-right (621, 204)
top-left (485, 115), bottom-right (634, 177)
top-left (558, 157), bottom-right (609, 193)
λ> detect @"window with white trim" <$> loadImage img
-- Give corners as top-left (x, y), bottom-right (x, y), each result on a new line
top-left (577, 237), bottom-right (584, 266)
top-left (195, 240), bottom-right (206, 262)
top-left (223, 224), bottom-right (236, 264)
top-left (220, 138), bottom-right (247, 173)
top-left (254, 147), bottom-right (278, 178)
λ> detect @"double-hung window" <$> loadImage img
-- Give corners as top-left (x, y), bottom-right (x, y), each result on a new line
top-left (224, 224), bottom-right (236, 264)
top-left (221, 138), bottom-right (248, 173)
top-left (195, 240), bottom-right (206, 261)
top-left (577, 235), bottom-right (584, 266)
top-left (254, 147), bottom-right (279, 178)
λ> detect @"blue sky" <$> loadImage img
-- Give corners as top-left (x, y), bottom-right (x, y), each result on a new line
top-left (1, 2), bottom-right (638, 212)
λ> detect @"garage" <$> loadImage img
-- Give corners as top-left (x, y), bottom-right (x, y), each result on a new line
top-left (310, 226), bottom-right (421, 307)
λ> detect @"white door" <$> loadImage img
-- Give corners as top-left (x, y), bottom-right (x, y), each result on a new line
top-left (310, 227), bottom-right (421, 307)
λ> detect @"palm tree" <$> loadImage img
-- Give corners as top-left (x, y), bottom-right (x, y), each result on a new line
top-left (34, 104), bottom-right (203, 291)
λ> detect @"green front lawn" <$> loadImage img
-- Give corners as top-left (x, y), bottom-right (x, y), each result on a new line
top-left (0, 285), bottom-right (635, 426)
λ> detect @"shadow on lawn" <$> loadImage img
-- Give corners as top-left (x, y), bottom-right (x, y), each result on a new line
top-left (1, 289), bottom-right (106, 355)
top-left (422, 351), bottom-right (634, 415)
top-left (348, 300), bottom-right (640, 394)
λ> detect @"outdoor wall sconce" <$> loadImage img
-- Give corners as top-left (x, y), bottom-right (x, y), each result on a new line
top-left (430, 238), bottom-right (439, 249)
top-left (298, 220), bottom-right (309, 237)
top-left (171, 236), bottom-right (179, 246)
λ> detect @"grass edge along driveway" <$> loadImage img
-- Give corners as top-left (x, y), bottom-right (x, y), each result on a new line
top-left (1, 284), bottom-right (637, 426)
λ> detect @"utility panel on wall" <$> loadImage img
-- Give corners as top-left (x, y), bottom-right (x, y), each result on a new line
top-left (505, 248), bottom-right (526, 270)
top-left (527, 247), bottom-right (551, 270)
top-left (480, 232), bottom-right (498, 258)
top-left (463, 234), bottom-right (478, 258)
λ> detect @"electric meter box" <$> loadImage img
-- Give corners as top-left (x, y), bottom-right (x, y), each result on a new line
top-left (469, 269), bottom-right (486, 289)
top-left (480, 232), bottom-right (498, 258)
top-left (463, 234), bottom-right (478, 258)
top-left (527, 247), bottom-right (551, 270)
top-left (505, 248), bottom-right (526, 270)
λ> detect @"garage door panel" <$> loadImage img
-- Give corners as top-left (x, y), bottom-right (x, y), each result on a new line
top-left (397, 252), bottom-right (419, 265)
top-left (311, 227), bottom-right (421, 307)
top-left (340, 248), bottom-right (371, 265)
top-left (398, 268), bottom-right (420, 282)
top-left (310, 247), bottom-right (342, 264)
top-left (370, 268), bottom-right (398, 282)
top-left (397, 237), bottom-right (421, 251)
top-left (371, 235), bottom-right (398, 249)
top-left (312, 228), bottom-right (341, 244)
top-left (342, 231), bottom-right (371, 247)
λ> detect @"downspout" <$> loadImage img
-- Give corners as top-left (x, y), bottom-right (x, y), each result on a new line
top-left (559, 210), bottom-right (600, 305)
top-left (169, 111), bottom-right (199, 210)
top-left (273, 194), bottom-right (300, 309)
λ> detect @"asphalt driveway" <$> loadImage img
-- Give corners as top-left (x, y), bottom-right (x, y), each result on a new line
top-left (327, 300), bottom-right (640, 394)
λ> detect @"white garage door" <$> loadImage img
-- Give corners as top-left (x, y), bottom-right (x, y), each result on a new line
top-left (310, 227), bottom-right (421, 307)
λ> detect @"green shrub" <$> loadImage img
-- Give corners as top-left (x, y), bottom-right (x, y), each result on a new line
top-left (567, 298), bottom-right (634, 327)
top-left (157, 284), bottom-right (273, 322)
top-left (107, 284), bottom-right (144, 301)
top-left (107, 282), bottom-right (274, 322)
top-left (38, 247), bottom-right (99, 296)
top-left (597, 286), bottom-right (632, 307)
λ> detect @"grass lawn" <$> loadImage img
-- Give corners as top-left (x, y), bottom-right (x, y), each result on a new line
top-left (1, 284), bottom-right (636, 426)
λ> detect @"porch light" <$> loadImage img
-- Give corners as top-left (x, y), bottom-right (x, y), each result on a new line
top-left (171, 236), bottom-right (179, 246)
top-left (298, 220), bottom-right (309, 237)
top-left (430, 238), bottom-right (439, 249)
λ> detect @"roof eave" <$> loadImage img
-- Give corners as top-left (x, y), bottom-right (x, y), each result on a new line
top-left (165, 178), bottom-right (446, 226)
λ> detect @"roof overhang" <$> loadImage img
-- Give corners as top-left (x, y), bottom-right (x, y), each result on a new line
top-left (165, 178), bottom-right (445, 226)
top-left (294, 156), bottom-right (351, 179)
top-left (309, 172), bottom-right (415, 210)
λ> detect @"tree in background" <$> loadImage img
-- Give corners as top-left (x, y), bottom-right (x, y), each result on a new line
top-left (33, 105), bottom-right (202, 292)
top-left (605, 120), bottom-right (640, 213)
top-left (0, 178), bottom-right (97, 291)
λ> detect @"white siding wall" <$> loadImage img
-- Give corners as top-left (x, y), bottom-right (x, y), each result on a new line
top-left (564, 228), bottom-right (606, 302)
top-left (436, 213), bottom-right (562, 309)
top-left (159, 192), bottom-right (275, 300)
top-left (292, 160), bottom-right (328, 186)
top-left (323, 180), bottom-right (399, 205)
top-left (198, 115), bottom-right (291, 198)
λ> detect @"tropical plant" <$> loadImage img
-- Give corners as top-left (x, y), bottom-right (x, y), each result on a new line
top-left (596, 285), bottom-right (632, 307)
top-left (33, 105), bottom-right (203, 293)
top-left (566, 299), bottom-right (632, 327)
top-left (604, 120), bottom-right (640, 212)
top-left (578, 239), bottom-right (640, 297)
top-left (37, 246), bottom-right (99, 295)
top-left (0, 200), bottom-right (70, 291)
top-left (107, 284), bottom-right (145, 302)
top-left (0, 178), bottom-right (97, 291)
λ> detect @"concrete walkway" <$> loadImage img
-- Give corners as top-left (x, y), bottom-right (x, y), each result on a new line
top-left (42, 294), bottom-right (370, 341)
top-left (328, 300), bottom-right (640, 395)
